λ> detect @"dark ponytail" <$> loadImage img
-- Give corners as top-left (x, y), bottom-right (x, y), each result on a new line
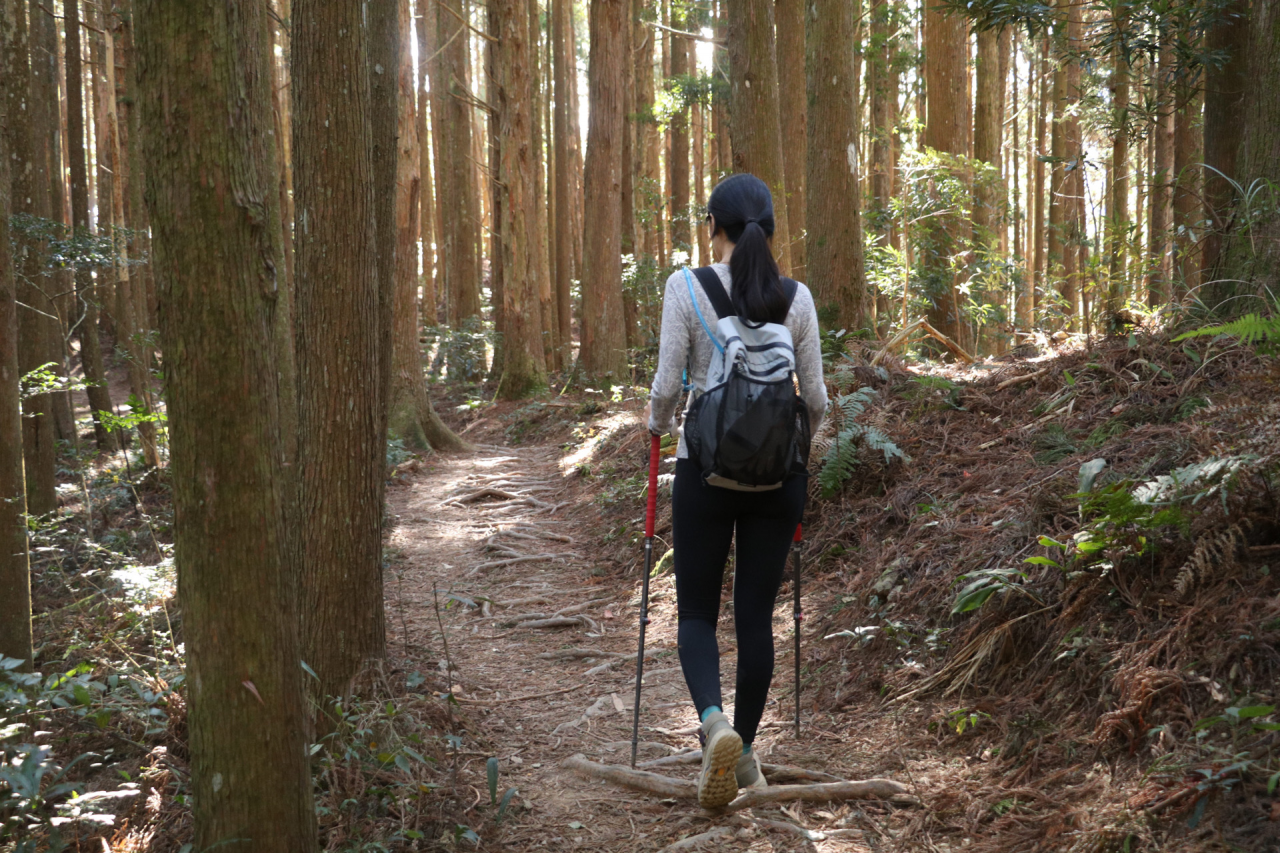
top-left (705, 173), bottom-right (788, 323)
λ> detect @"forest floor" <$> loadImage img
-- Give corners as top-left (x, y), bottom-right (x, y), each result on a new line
top-left (17, 328), bottom-right (1280, 853)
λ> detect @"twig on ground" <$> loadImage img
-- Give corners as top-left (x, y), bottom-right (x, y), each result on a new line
top-left (995, 366), bottom-right (1049, 391)
top-left (724, 779), bottom-right (913, 812)
top-left (563, 754), bottom-right (697, 797)
top-left (658, 826), bottom-right (745, 851)
top-left (455, 683), bottom-right (586, 705)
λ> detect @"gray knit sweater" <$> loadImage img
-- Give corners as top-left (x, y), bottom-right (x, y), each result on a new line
top-left (647, 263), bottom-right (828, 458)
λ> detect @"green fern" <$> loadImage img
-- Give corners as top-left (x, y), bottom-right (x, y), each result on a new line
top-left (818, 387), bottom-right (910, 497)
top-left (1175, 313), bottom-right (1280, 347)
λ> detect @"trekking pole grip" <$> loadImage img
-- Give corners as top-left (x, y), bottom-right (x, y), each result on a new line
top-left (645, 434), bottom-right (660, 538)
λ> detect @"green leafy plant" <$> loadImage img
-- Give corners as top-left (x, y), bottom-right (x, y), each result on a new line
top-left (1175, 312), bottom-right (1280, 348)
top-left (818, 386), bottom-right (909, 497)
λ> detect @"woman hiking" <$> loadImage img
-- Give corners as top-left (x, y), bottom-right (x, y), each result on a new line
top-left (646, 173), bottom-right (827, 808)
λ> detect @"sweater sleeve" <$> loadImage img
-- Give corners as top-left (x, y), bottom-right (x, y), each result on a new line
top-left (791, 287), bottom-right (828, 433)
top-left (648, 272), bottom-right (689, 435)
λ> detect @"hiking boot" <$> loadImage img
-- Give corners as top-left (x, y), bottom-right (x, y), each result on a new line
top-left (735, 748), bottom-right (766, 790)
top-left (697, 711), bottom-right (742, 809)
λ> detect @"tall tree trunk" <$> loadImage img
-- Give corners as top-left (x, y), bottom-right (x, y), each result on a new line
top-left (531, 0), bottom-right (558, 367)
top-left (6, 0), bottom-right (57, 514)
top-left (776, 0), bottom-right (805, 279)
top-left (434, 0), bottom-right (482, 333)
top-left (1033, 41), bottom-right (1048, 316)
top-left (805, 0), bottom-right (867, 329)
top-left (692, 96), bottom-right (706, 265)
top-left (414, 0), bottom-right (437, 324)
top-left (1062, 8), bottom-right (1082, 329)
top-left (868, 0), bottom-right (893, 242)
top-left (1, 0), bottom-right (33, 669)
top-left (133, 0), bottom-right (319, 846)
top-left (1201, 0), bottom-right (1247, 289)
top-left (103, 17), bottom-right (160, 467)
top-left (293, 0), bottom-right (386, 705)
top-left (66, 0), bottom-right (117, 451)
top-left (392, 0), bottom-right (469, 449)
top-left (1147, 41), bottom-right (1174, 308)
top-left (92, 15), bottom-right (119, 341)
top-left (973, 25), bottom-right (1005, 353)
top-left (1173, 62), bottom-right (1202, 301)
top-left (633, 10), bottom-right (657, 263)
top-left (1046, 30), bottom-right (1067, 325)
top-left (494, 0), bottom-right (548, 397)
top-left (1216, 0), bottom-right (1280, 293)
top-left (29, 0), bottom-right (76, 443)
top-left (619, 0), bottom-right (639, 347)
top-left (1105, 9), bottom-right (1130, 323)
top-left (579, 0), bottom-right (629, 378)
top-left (922, 0), bottom-right (969, 348)
top-left (668, 15), bottom-right (691, 253)
top-left (726, 0), bottom-right (791, 274)
top-left (552, 0), bottom-right (574, 363)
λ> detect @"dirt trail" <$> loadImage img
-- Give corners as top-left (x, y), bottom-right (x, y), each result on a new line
top-left (385, 440), bottom-right (896, 852)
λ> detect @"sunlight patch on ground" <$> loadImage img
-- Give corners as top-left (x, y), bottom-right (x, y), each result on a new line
top-left (110, 558), bottom-right (175, 616)
top-left (560, 410), bottom-right (638, 473)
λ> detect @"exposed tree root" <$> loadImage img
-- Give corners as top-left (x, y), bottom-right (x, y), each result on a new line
top-left (636, 750), bottom-right (845, 783)
top-left (454, 682), bottom-right (586, 705)
top-left (658, 825), bottom-right (748, 850)
top-left (563, 754), bottom-right (911, 812)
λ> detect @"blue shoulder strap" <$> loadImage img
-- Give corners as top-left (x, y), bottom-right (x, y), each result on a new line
top-left (683, 268), bottom-right (724, 355)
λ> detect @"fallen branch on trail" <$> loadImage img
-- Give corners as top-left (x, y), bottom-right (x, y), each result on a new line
top-left (539, 648), bottom-right (626, 661)
top-left (871, 317), bottom-right (974, 366)
top-left (471, 553), bottom-right (566, 572)
top-left (563, 754), bottom-right (910, 811)
top-left (658, 826), bottom-right (745, 851)
top-left (995, 366), bottom-right (1049, 391)
top-left (512, 615), bottom-right (600, 632)
top-left (724, 778), bottom-right (912, 812)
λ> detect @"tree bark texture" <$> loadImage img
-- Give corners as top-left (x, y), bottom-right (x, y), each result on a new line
top-left (1173, 71), bottom-right (1202, 300)
top-left (805, 0), bottom-right (867, 330)
top-left (133, 0), bottom-right (319, 846)
top-left (726, 0), bottom-right (791, 274)
top-left (868, 0), bottom-right (894, 241)
top-left (1106, 11), bottom-right (1130, 321)
top-left (5, 0), bottom-right (57, 515)
top-left (552, 0), bottom-right (575, 361)
top-left (495, 0), bottom-right (548, 397)
top-left (1217, 0), bottom-right (1280, 295)
top-left (775, 0), bottom-right (806, 279)
top-left (973, 25), bottom-right (1005, 352)
top-left (531, 0), bottom-right (558, 368)
top-left (1061, 9), bottom-right (1082, 328)
top-left (65, 0), bottom-right (117, 451)
top-left (578, 0), bottom-right (629, 377)
top-left (922, 0), bottom-right (969, 347)
top-left (1033, 44), bottom-right (1048, 316)
top-left (1, 0), bottom-right (34, 669)
top-left (668, 8), bottom-right (691, 253)
top-left (29, 0), bottom-right (76, 443)
top-left (415, 0), bottom-right (438, 324)
top-left (433, 0), bottom-right (482, 326)
top-left (1201, 0), bottom-right (1247, 285)
top-left (1147, 42), bottom-right (1174, 308)
top-left (292, 0), bottom-right (387, 704)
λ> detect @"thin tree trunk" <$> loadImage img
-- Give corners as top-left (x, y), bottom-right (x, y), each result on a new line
top-left (434, 0), bottom-right (482, 332)
top-left (619, 0), bottom-right (639, 347)
top-left (30, 0), bottom-right (75, 443)
top-left (552, 0), bottom-right (574, 363)
top-left (66, 0), bottom-right (117, 451)
top-left (415, 0), bottom-right (438, 324)
top-left (1046, 29), bottom-right (1067, 325)
top-left (805, 0), bottom-right (867, 329)
top-left (1106, 9), bottom-right (1130, 322)
top-left (531, 0), bottom-right (558, 367)
top-left (392, 0), bottom-right (469, 449)
top-left (922, 0), bottom-right (969, 348)
top-left (868, 0), bottom-right (893, 241)
top-left (776, 0), bottom-right (806, 279)
top-left (293, 0), bottom-right (387, 705)
top-left (133, 0), bottom-right (319, 845)
top-left (974, 25), bottom-right (1004, 353)
top-left (1173, 67), bottom-right (1202, 301)
top-left (1033, 41), bottom-right (1048, 315)
top-left (727, 0), bottom-right (791, 274)
top-left (92, 15), bottom-right (119, 340)
top-left (7, 0), bottom-right (57, 514)
top-left (1062, 8), bottom-right (1082, 329)
top-left (692, 96), bottom-right (706, 265)
top-left (1147, 41), bottom-right (1174, 308)
top-left (1, 0), bottom-right (34, 668)
top-left (1200, 0), bottom-right (1247, 289)
top-left (669, 8), bottom-right (691, 253)
top-left (494, 0), bottom-right (547, 397)
top-left (579, 0), bottom-right (629, 377)
top-left (1013, 37), bottom-right (1033, 334)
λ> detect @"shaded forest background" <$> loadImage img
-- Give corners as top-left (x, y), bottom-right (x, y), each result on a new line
top-left (2, 0), bottom-right (1279, 849)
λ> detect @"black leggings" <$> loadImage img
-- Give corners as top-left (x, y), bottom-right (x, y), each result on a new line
top-left (672, 458), bottom-right (806, 746)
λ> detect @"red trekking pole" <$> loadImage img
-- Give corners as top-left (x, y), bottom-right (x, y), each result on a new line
top-left (630, 433), bottom-right (662, 768)
top-left (793, 523), bottom-right (802, 737)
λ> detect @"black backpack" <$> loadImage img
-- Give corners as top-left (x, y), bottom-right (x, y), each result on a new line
top-left (682, 267), bottom-right (811, 491)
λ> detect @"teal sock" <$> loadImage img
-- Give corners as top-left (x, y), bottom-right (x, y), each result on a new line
top-left (700, 705), bottom-right (721, 722)
top-left (742, 745), bottom-right (752, 755)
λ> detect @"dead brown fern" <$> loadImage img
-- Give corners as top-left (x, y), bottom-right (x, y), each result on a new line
top-left (1173, 520), bottom-right (1250, 598)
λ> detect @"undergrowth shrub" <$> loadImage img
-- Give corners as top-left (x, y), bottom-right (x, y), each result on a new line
top-left (817, 365), bottom-right (909, 497)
